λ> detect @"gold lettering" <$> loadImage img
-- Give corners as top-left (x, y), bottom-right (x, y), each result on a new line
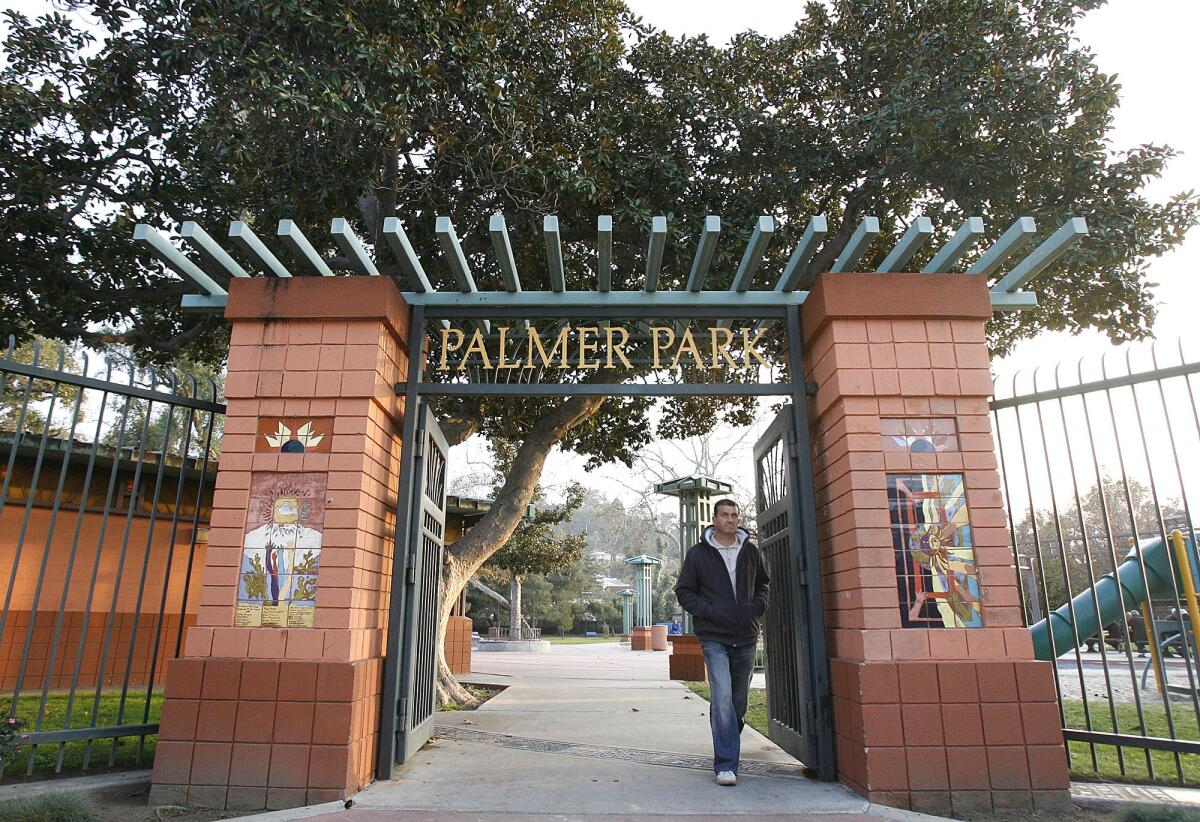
top-left (604, 327), bottom-right (633, 369)
top-left (708, 327), bottom-right (739, 370)
top-left (741, 327), bottom-right (770, 367)
top-left (459, 328), bottom-right (491, 370)
top-left (438, 328), bottom-right (464, 371)
top-left (527, 325), bottom-right (571, 368)
top-left (651, 327), bottom-right (676, 369)
top-left (576, 326), bottom-right (601, 369)
top-left (670, 328), bottom-right (706, 369)
top-left (495, 326), bottom-right (519, 369)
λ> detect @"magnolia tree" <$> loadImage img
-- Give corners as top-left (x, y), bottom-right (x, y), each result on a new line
top-left (4, 0), bottom-right (1197, 703)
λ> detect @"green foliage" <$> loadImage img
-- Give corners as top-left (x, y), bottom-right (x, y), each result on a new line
top-left (485, 480), bottom-right (588, 577)
top-left (3, 0), bottom-right (1196, 464)
top-left (0, 714), bottom-right (26, 762)
top-left (0, 338), bottom-right (82, 436)
top-left (0, 793), bottom-right (97, 822)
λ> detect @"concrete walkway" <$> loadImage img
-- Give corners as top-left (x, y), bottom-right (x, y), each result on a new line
top-left (272, 642), bottom-right (937, 821)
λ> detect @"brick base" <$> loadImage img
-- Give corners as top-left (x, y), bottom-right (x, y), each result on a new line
top-left (831, 658), bottom-right (1070, 815)
top-left (444, 616), bottom-right (472, 675)
top-left (667, 635), bottom-right (707, 681)
top-left (152, 656), bottom-right (382, 810)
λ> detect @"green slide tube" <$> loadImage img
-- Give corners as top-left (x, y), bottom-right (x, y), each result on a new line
top-left (1030, 537), bottom-right (1180, 661)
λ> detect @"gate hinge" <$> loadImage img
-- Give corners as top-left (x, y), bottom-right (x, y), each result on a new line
top-left (398, 696), bottom-right (409, 720)
top-left (805, 380), bottom-right (818, 396)
top-left (394, 381), bottom-right (405, 396)
top-left (414, 435), bottom-right (424, 458)
top-left (406, 554), bottom-right (418, 584)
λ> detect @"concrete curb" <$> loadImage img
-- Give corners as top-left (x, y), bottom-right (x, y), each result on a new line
top-left (0, 769), bottom-right (152, 803)
top-left (1072, 780), bottom-right (1200, 809)
top-left (231, 799), bottom-right (348, 822)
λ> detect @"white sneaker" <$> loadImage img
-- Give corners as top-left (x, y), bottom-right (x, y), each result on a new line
top-left (716, 770), bottom-right (737, 786)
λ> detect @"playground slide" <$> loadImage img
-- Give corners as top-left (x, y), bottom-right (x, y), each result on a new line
top-left (1030, 536), bottom-right (1183, 661)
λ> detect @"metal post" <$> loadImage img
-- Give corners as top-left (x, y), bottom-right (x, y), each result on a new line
top-left (377, 303), bottom-right (426, 779)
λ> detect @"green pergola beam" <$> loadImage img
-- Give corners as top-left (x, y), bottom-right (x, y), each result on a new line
top-left (435, 216), bottom-right (478, 293)
top-left (732, 216), bottom-right (774, 292)
top-left (382, 217), bottom-right (433, 293)
top-left (643, 216), bottom-right (667, 293)
top-left (229, 220), bottom-right (292, 278)
top-left (922, 217), bottom-right (985, 273)
top-left (543, 215), bottom-right (565, 293)
top-left (488, 213), bottom-right (521, 292)
top-left (777, 215), bottom-right (828, 292)
top-left (597, 216), bottom-right (613, 292)
top-left (686, 215), bottom-right (721, 292)
top-left (277, 220), bottom-right (334, 277)
top-left (877, 216), bottom-right (933, 273)
top-left (134, 224), bottom-right (227, 296)
top-left (180, 221), bottom-right (250, 279)
top-left (830, 217), bottom-right (880, 272)
top-left (967, 216), bottom-right (1037, 277)
top-left (330, 218), bottom-right (379, 276)
top-left (991, 217), bottom-right (1088, 293)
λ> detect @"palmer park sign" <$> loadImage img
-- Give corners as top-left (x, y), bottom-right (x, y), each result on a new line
top-left (435, 325), bottom-right (771, 371)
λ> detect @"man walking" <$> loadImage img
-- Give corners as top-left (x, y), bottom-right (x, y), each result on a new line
top-left (674, 499), bottom-right (769, 786)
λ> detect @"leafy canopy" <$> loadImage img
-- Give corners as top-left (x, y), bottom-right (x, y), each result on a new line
top-left (2, 0), bottom-right (1196, 467)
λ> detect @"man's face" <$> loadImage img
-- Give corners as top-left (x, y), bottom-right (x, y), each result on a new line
top-left (713, 504), bottom-right (740, 538)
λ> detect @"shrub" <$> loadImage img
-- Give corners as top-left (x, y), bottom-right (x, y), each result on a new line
top-left (0, 715), bottom-right (26, 762)
top-left (1119, 806), bottom-right (1200, 822)
top-left (0, 792), bottom-right (98, 822)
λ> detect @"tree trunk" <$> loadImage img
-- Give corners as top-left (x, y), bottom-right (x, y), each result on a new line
top-left (508, 573), bottom-right (522, 639)
top-left (431, 394), bottom-right (605, 705)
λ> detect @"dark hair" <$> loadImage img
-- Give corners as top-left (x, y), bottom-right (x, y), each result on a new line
top-left (713, 498), bottom-right (739, 515)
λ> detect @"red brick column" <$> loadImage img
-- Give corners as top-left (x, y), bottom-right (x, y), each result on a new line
top-left (803, 274), bottom-right (1069, 817)
top-left (150, 278), bottom-right (410, 811)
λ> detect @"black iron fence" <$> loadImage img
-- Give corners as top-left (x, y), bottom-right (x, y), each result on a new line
top-left (0, 338), bottom-right (223, 777)
top-left (992, 339), bottom-right (1200, 785)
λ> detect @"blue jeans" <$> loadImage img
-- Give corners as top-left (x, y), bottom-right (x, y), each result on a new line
top-left (700, 640), bottom-right (756, 774)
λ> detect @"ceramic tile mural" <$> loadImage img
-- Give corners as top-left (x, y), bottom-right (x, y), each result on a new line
top-left (888, 473), bottom-right (982, 628)
top-left (880, 417), bottom-right (958, 454)
top-left (235, 471), bottom-right (326, 628)
top-left (255, 417), bottom-right (333, 453)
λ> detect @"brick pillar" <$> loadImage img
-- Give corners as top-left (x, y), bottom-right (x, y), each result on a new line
top-left (803, 274), bottom-right (1070, 817)
top-left (150, 277), bottom-right (410, 811)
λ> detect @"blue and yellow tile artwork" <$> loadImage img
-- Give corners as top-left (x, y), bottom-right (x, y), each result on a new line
top-left (887, 473), bottom-right (983, 628)
top-left (235, 471), bottom-right (326, 628)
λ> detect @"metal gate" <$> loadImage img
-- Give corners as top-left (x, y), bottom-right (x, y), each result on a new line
top-left (378, 402), bottom-right (447, 771)
top-left (753, 403), bottom-right (834, 780)
top-left (0, 338), bottom-right (222, 776)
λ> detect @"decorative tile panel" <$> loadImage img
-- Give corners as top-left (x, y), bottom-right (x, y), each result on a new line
top-left (235, 472), bottom-right (326, 627)
top-left (255, 417), bottom-right (333, 453)
top-left (880, 418), bottom-right (958, 454)
top-left (888, 473), bottom-right (982, 628)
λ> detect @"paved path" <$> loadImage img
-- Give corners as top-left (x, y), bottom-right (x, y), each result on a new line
top-left (254, 642), bottom-right (936, 820)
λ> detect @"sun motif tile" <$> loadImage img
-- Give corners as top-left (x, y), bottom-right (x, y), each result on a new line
top-left (881, 418), bottom-right (959, 454)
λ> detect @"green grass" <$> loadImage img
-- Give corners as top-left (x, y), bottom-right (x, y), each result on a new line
top-left (683, 682), bottom-right (769, 737)
top-left (1, 691), bottom-right (163, 779)
top-left (543, 636), bottom-right (621, 644)
top-left (1059, 699), bottom-right (1200, 786)
top-left (0, 792), bottom-right (98, 822)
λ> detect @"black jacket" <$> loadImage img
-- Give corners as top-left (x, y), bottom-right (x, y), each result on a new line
top-left (674, 527), bottom-right (770, 647)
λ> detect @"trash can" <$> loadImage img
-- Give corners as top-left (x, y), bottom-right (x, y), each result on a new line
top-left (651, 623), bottom-right (669, 651)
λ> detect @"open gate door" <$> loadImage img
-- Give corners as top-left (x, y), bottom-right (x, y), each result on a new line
top-left (379, 402), bottom-right (448, 771)
top-left (753, 404), bottom-right (835, 780)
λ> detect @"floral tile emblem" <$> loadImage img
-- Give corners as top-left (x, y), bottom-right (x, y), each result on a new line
top-left (888, 472), bottom-right (983, 628)
top-left (255, 417), bottom-right (333, 453)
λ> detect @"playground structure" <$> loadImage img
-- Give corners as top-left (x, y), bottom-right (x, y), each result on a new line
top-left (1031, 530), bottom-right (1200, 695)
